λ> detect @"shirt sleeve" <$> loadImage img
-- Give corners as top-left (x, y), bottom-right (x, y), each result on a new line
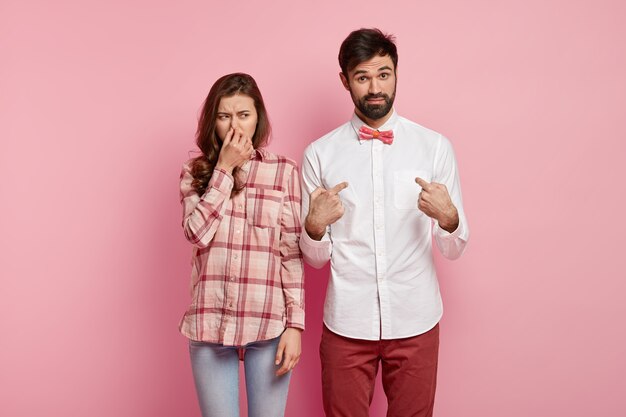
top-left (280, 164), bottom-right (305, 330)
top-left (299, 144), bottom-right (333, 268)
top-left (180, 162), bottom-right (233, 248)
top-left (432, 135), bottom-right (470, 259)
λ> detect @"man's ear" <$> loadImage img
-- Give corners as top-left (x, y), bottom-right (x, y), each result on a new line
top-left (339, 72), bottom-right (350, 91)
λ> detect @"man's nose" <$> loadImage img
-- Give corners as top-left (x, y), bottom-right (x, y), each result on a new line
top-left (368, 78), bottom-right (381, 94)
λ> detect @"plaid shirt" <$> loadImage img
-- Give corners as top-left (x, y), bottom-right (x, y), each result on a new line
top-left (178, 148), bottom-right (305, 346)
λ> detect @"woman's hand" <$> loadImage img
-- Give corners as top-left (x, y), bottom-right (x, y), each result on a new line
top-left (275, 328), bottom-right (302, 376)
top-left (215, 127), bottom-right (254, 174)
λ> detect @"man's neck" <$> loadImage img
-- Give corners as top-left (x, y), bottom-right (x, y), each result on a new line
top-left (355, 109), bottom-right (394, 129)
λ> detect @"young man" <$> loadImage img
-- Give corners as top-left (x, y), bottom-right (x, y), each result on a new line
top-left (300, 28), bottom-right (470, 417)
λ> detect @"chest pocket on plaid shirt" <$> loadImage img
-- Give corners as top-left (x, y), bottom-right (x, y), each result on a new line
top-left (246, 188), bottom-right (283, 228)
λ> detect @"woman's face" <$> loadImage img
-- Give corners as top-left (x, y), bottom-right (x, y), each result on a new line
top-left (215, 94), bottom-right (258, 142)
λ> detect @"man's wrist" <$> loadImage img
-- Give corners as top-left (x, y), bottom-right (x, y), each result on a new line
top-left (305, 216), bottom-right (326, 241)
top-left (438, 206), bottom-right (459, 233)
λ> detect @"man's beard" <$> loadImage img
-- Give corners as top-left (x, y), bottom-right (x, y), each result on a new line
top-left (352, 88), bottom-right (396, 121)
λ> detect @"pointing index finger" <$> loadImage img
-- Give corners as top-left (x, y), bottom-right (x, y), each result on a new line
top-left (415, 177), bottom-right (430, 191)
top-left (329, 182), bottom-right (348, 195)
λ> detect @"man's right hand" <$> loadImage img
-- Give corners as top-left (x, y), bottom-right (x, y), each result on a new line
top-left (304, 182), bottom-right (348, 240)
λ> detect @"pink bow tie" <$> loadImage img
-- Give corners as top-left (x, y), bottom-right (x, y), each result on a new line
top-left (358, 125), bottom-right (394, 145)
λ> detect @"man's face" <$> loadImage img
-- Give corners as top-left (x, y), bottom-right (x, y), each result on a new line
top-left (341, 54), bottom-right (396, 122)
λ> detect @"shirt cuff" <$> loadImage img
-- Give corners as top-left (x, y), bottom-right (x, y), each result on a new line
top-left (435, 219), bottom-right (465, 240)
top-left (286, 305), bottom-right (305, 331)
top-left (299, 227), bottom-right (332, 268)
top-left (300, 226), bottom-right (331, 247)
top-left (207, 168), bottom-right (234, 195)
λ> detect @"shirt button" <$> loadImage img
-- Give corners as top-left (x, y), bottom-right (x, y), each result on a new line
top-left (238, 204), bottom-right (243, 209)
top-left (231, 276), bottom-right (236, 281)
top-left (233, 254), bottom-right (238, 260)
top-left (235, 229), bottom-right (241, 234)
top-left (229, 302), bottom-right (233, 307)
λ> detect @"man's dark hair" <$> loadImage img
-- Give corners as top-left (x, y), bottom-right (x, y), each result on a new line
top-left (338, 28), bottom-right (398, 75)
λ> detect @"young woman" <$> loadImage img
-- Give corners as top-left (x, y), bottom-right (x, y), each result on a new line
top-left (179, 73), bottom-right (304, 417)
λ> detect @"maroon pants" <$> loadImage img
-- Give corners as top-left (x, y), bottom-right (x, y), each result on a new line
top-left (320, 324), bottom-right (440, 417)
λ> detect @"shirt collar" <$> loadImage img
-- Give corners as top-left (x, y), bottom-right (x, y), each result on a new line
top-left (350, 109), bottom-right (399, 144)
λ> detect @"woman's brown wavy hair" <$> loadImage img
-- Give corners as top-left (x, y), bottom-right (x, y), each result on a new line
top-left (190, 73), bottom-right (271, 196)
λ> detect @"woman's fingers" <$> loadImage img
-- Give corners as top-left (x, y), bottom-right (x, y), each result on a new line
top-left (222, 127), bottom-right (234, 145)
top-left (244, 139), bottom-right (254, 157)
top-left (231, 128), bottom-right (245, 147)
top-left (275, 349), bottom-right (300, 376)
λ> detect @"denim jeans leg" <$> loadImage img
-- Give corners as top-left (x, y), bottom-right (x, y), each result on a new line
top-left (189, 340), bottom-right (240, 417)
top-left (244, 336), bottom-right (292, 417)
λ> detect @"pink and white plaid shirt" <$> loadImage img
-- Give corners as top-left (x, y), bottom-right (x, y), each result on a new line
top-left (179, 148), bottom-right (304, 346)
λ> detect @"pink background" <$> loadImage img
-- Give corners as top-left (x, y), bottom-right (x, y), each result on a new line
top-left (2, 0), bottom-right (625, 416)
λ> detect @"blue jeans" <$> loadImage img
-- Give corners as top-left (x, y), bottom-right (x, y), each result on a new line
top-left (189, 336), bottom-right (291, 417)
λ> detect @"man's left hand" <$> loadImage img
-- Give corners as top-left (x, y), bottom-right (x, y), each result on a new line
top-left (415, 177), bottom-right (459, 233)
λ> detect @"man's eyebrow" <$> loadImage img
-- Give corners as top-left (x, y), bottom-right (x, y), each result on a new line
top-left (353, 66), bottom-right (393, 76)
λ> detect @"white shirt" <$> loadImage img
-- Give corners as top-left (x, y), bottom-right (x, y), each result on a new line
top-left (299, 110), bottom-right (469, 340)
